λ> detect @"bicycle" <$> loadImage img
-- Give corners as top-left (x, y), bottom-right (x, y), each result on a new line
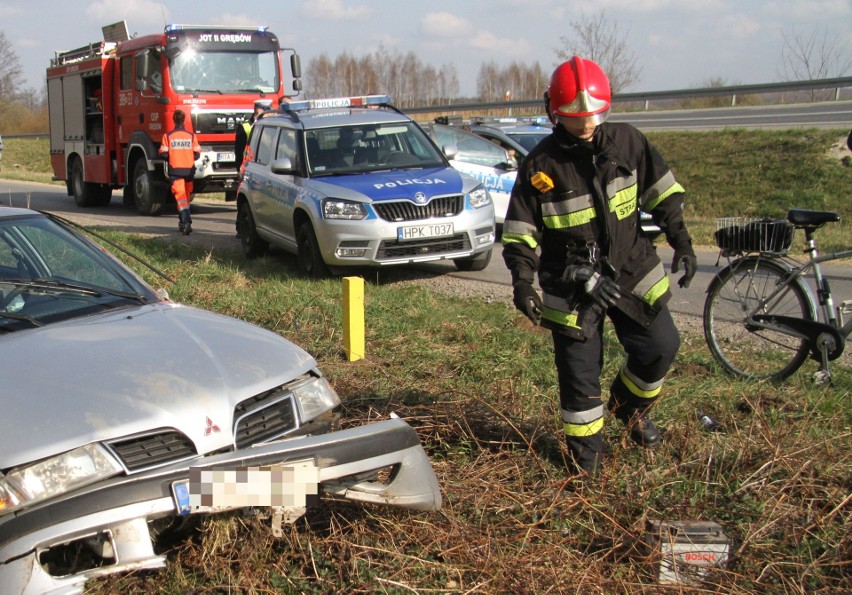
top-left (703, 209), bottom-right (852, 383)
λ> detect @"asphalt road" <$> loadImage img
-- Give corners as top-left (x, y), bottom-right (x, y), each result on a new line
top-left (609, 100), bottom-right (852, 131)
top-left (2, 178), bottom-right (850, 319)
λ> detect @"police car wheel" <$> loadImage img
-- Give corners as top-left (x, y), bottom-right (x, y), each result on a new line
top-left (454, 248), bottom-right (492, 272)
top-left (238, 202), bottom-right (267, 259)
top-left (296, 221), bottom-right (330, 278)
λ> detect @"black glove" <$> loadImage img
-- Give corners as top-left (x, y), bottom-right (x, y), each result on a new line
top-left (565, 265), bottom-right (621, 309)
top-left (671, 244), bottom-right (697, 288)
top-left (512, 280), bottom-right (543, 325)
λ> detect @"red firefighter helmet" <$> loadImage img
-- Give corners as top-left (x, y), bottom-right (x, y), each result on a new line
top-left (545, 56), bottom-right (611, 125)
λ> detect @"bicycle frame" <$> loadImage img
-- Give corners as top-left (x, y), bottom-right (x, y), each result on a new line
top-left (721, 232), bottom-right (851, 375)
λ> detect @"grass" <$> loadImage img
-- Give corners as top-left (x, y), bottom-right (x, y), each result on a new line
top-left (73, 230), bottom-right (849, 594)
top-left (3, 129), bottom-right (851, 592)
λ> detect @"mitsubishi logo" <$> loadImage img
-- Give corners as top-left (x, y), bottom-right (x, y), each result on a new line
top-left (204, 416), bottom-right (221, 436)
top-left (414, 192), bottom-right (427, 204)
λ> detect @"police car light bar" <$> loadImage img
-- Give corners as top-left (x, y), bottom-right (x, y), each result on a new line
top-left (280, 95), bottom-right (392, 112)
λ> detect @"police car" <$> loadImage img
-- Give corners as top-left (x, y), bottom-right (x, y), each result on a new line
top-left (420, 121), bottom-right (517, 225)
top-left (235, 95), bottom-right (495, 276)
top-left (450, 116), bottom-right (553, 157)
top-left (436, 115), bottom-right (661, 237)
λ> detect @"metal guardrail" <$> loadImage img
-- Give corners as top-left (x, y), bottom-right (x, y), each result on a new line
top-left (1, 133), bottom-right (49, 140)
top-left (404, 76), bottom-right (852, 114)
top-left (3, 76), bottom-right (851, 138)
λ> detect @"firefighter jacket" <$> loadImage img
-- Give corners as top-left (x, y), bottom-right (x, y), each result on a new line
top-left (159, 124), bottom-right (201, 181)
top-left (235, 119), bottom-right (253, 171)
top-left (502, 122), bottom-right (692, 339)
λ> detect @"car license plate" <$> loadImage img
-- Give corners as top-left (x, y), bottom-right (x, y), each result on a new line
top-left (172, 460), bottom-right (319, 515)
top-left (398, 223), bottom-right (454, 241)
top-left (217, 152), bottom-right (236, 163)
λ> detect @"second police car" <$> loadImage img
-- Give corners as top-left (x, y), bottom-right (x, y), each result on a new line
top-left (420, 120), bottom-right (518, 226)
top-left (235, 95), bottom-right (496, 276)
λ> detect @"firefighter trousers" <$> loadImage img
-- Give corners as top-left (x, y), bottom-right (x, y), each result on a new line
top-left (553, 305), bottom-right (680, 472)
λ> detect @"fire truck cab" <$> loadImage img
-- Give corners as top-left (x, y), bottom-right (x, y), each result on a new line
top-left (47, 21), bottom-right (301, 215)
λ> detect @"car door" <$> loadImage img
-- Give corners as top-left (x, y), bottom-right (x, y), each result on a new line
top-left (268, 128), bottom-right (301, 244)
top-left (243, 125), bottom-right (282, 241)
top-left (430, 125), bottom-right (516, 224)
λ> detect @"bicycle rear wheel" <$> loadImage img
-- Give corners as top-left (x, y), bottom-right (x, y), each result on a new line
top-left (703, 256), bottom-right (814, 381)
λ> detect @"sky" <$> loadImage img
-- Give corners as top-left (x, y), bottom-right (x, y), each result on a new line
top-left (2, 0), bottom-right (851, 98)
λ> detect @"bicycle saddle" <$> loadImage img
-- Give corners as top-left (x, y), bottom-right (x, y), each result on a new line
top-left (787, 209), bottom-right (841, 227)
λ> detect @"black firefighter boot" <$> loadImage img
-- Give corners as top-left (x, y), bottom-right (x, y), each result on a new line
top-left (609, 400), bottom-right (660, 447)
top-left (564, 434), bottom-right (604, 478)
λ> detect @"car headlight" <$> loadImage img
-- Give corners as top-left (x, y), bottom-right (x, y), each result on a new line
top-left (323, 199), bottom-right (368, 220)
top-left (467, 186), bottom-right (491, 209)
top-left (0, 444), bottom-right (123, 514)
top-left (292, 376), bottom-right (341, 420)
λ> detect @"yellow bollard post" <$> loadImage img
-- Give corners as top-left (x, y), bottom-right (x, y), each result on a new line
top-left (342, 277), bottom-right (365, 361)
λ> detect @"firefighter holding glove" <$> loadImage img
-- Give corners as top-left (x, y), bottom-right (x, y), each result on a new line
top-left (502, 56), bottom-right (696, 478)
top-left (159, 110), bottom-right (200, 235)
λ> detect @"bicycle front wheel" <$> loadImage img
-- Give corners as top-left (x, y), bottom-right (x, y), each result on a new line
top-left (703, 257), bottom-right (814, 381)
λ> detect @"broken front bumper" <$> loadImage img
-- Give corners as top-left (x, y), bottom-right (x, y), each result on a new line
top-left (0, 415), bottom-right (441, 595)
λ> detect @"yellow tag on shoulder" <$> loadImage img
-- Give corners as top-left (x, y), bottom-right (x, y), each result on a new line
top-left (531, 171), bottom-right (554, 193)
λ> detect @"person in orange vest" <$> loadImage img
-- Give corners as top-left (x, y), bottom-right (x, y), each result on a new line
top-left (159, 110), bottom-right (201, 235)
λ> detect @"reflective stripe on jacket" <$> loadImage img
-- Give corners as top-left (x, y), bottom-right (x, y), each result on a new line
top-left (502, 122), bottom-right (689, 332)
top-left (159, 125), bottom-right (201, 179)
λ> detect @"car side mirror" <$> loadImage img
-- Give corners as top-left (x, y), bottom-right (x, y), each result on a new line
top-left (442, 144), bottom-right (458, 160)
top-left (496, 160), bottom-right (517, 172)
top-left (270, 157), bottom-right (296, 174)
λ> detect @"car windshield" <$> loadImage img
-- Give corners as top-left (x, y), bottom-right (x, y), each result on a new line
top-left (431, 125), bottom-right (512, 168)
top-left (0, 214), bottom-right (156, 331)
top-left (169, 50), bottom-right (279, 93)
top-left (508, 131), bottom-right (551, 153)
top-left (304, 122), bottom-right (446, 176)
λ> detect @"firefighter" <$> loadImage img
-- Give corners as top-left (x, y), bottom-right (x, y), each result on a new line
top-left (235, 99), bottom-right (272, 173)
top-left (502, 56), bottom-right (697, 477)
top-left (159, 110), bottom-right (201, 235)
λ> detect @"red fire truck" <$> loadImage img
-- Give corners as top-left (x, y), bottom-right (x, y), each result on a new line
top-left (46, 21), bottom-right (301, 215)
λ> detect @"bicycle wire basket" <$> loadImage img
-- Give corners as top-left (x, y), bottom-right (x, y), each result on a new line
top-left (714, 217), bottom-right (794, 255)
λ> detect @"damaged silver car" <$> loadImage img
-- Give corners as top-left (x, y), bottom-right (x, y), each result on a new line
top-left (0, 207), bottom-right (441, 594)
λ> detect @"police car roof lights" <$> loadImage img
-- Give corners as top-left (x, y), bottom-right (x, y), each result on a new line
top-left (280, 95), bottom-right (392, 113)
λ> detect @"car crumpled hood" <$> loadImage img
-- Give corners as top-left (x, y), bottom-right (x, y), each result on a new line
top-left (307, 166), bottom-right (472, 203)
top-left (1, 303), bottom-right (317, 469)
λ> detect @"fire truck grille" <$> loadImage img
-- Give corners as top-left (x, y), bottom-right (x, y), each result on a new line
top-left (192, 112), bottom-right (248, 135)
top-left (373, 195), bottom-right (464, 222)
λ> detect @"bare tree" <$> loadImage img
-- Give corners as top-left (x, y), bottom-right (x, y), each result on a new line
top-left (477, 60), bottom-right (548, 102)
top-left (0, 31), bottom-right (24, 100)
top-left (305, 47), bottom-right (459, 107)
top-left (555, 11), bottom-right (641, 94)
top-left (779, 25), bottom-right (851, 81)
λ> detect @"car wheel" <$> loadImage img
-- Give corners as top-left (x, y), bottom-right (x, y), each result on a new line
top-left (296, 221), bottom-right (330, 278)
top-left (453, 248), bottom-right (492, 272)
top-left (238, 202), bottom-right (268, 259)
top-left (130, 158), bottom-right (167, 216)
top-left (70, 157), bottom-right (112, 207)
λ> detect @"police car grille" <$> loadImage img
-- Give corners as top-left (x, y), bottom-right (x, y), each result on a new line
top-left (233, 391), bottom-right (299, 449)
top-left (105, 430), bottom-right (197, 473)
top-left (373, 195), bottom-right (464, 222)
top-left (377, 234), bottom-right (471, 259)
